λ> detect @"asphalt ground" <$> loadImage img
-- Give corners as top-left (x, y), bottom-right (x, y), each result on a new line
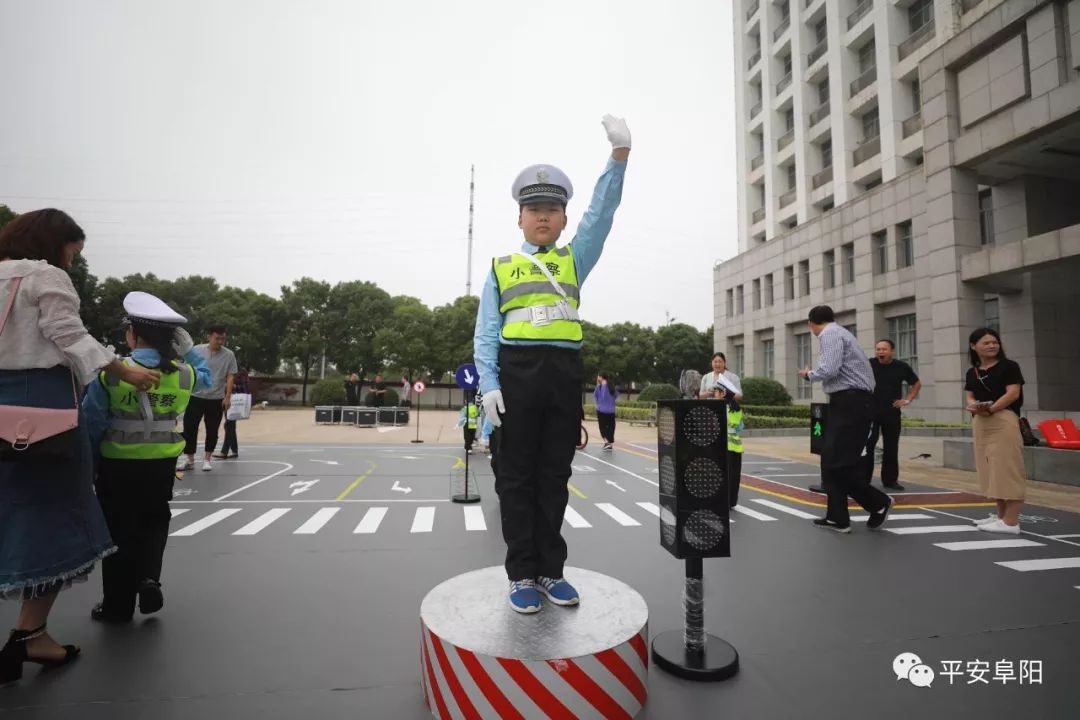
top-left (2, 441), bottom-right (1079, 719)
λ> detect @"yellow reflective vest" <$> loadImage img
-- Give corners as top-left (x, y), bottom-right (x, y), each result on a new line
top-left (493, 246), bottom-right (581, 342)
top-left (99, 359), bottom-right (195, 460)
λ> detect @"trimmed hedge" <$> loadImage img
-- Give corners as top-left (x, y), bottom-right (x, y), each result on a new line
top-left (615, 400), bottom-right (658, 410)
top-left (310, 378), bottom-right (347, 406)
top-left (364, 388), bottom-right (400, 406)
top-left (637, 383), bottom-right (680, 402)
top-left (740, 377), bottom-right (792, 406)
top-left (743, 404), bottom-right (813, 419)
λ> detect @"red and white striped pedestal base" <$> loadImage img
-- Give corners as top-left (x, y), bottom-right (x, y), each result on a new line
top-left (420, 566), bottom-right (649, 719)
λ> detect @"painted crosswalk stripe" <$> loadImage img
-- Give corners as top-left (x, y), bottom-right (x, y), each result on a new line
top-left (750, 499), bottom-right (817, 520)
top-left (170, 508), bottom-right (242, 536)
top-left (732, 505), bottom-right (777, 522)
top-left (294, 507), bottom-right (340, 534)
top-left (636, 502), bottom-right (660, 517)
top-left (234, 508), bottom-right (291, 535)
top-left (851, 513), bottom-right (935, 522)
top-left (563, 505), bottom-right (591, 528)
top-left (886, 525), bottom-right (979, 535)
top-left (464, 505), bottom-right (486, 531)
top-left (354, 507), bottom-right (388, 534)
top-left (411, 506), bottom-right (436, 533)
top-left (934, 539), bottom-right (1045, 551)
top-left (596, 503), bottom-right (641, 527)
top-left (169, 508), bottom-right (190, 518)
top-left (995, 557), bottom-right (1080, 572)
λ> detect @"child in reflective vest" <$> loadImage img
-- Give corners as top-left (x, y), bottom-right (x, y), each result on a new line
top-left (82, 292), bottom-right (210, 622)
top-left (457, 394), bottom-right (480, 452)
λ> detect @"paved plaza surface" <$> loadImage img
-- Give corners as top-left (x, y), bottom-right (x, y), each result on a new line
top-left (3, 414), bottom-right (1079, 718)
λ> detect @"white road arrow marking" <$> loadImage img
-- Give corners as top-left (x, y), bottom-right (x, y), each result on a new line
top-left (464, 369), bottom-right (475, 384)
top-left (392, 480), bottom-right (413, 494)
top-left (310, 459), bottom-right (340, 466)
top-left (605, 480), bottom-right (626, 492)
top-left (289, 480), bottom-right (320, 496)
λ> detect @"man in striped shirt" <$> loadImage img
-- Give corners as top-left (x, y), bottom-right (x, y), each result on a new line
top-left (799, 306), bottom-right (892, 533)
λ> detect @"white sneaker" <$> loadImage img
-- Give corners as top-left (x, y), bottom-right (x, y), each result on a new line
top-left (974, 514), bottom-right (999, 526)
top-left (978, 519), bottom-right (1020, 535)
top-left (176, 456), bottom-right (194, 471)
top-left (202, 460), bottom-right (213, 472)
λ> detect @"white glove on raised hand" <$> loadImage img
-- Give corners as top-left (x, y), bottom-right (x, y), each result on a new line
top-left (172, 327), bottom-right (194, 355)
top-left (482, 389), bottom-right (506, 427)
top-left (601, 114), bottom-right (631, 149)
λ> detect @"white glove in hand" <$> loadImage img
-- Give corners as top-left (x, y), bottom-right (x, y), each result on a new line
top-left (482, 389), bottom-right (506, 428)
top-left (601, 114), bottom-right (631, 149)
top-left (172, 327), bottom-right (194, 355)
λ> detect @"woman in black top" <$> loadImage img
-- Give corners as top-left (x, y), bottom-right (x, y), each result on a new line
top-left (963, 328), bottom-right (1025, 534)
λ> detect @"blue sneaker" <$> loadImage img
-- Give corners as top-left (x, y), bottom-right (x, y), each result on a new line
top-left (536, 576), bottom-right (580, 606)
top-left (508, 579), bottom-right (542, 614)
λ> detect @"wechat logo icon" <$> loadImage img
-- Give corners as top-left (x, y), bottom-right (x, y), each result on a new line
top-left (894, 652), bottom-right (935, 688)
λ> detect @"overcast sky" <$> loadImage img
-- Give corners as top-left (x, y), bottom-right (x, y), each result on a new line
top-left (0, 0), bottom-right (737, 330)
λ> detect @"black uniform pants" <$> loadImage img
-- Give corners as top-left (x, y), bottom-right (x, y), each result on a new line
top-left (463, 427), bottom-right (476, 450)
top-left (221, 419), bottom-right (239, 455)
top-left (182, 396), bottom-right (224, 455)
top-left (597, 412), bottom-right (616, 443)
top-left (863, 408), bottom-right (901, 486)
top-left (728, 451), bottom-right (742, 508)
top-left (821, 390), bottom-right (888, 525)
top-left (94, 457), bottom-right (176, 616)
top-left (495, 345), bottom-right (582, 581)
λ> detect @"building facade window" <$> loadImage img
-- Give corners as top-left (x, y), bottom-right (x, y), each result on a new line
top-left (873, 231), bottom-right (888, 274)
top-left (911, 79), bottom-right (921, 112)
top-left (795, 333), bottom-right (813, 399)
top-left (782, 53), bottom-right (792, 77)
top-left (844, 323), bottom-right (858, 338)
top-left (764, 273), bottom-right (774, 306)
top-left (799, 260), bottom-right (810, 295)
top-left (908, 0), bottom-right (933, 31)
top-left (784, 108), bottom-right (795, 132)
top-left (761, 338), bottom-right (775, 379)
top-left (733, 344), bottom-right (745, 377)
top-left (984, 298), bottom-right (1000, 332)
top-left (842, 242), bottom-right (855, 283)
top-left (823, 250), bottom-right (836, 289)
top-left (753, 278), bottom-right (762, 310)
top-left (887, 314), bottom-right (918, 373)
top-left (814, 17), bottom-right (827, 44)
top-left (978, 189), bottom-right (994, 245)
top-left (736, 284), bottom-right (744, 314)
top-left (862, 107), bottom-right (880, 140)
top-left (821, 138), bottom-right (833, 168)
top-left (818, 79), bottom-right (830, 106)
top-left (787, 163), bottom-right (797, 190)
top-left (726, 288), bottom-right (734, 317)
top-left (858, 39), bottom-right (876, 73)
top-left (897, 221), bottom-right (913, 268)
top-left (785, 265), bottom-right (795, 299)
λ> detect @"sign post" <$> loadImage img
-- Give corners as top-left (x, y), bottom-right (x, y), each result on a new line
top-left (453, 363), bottom-right (481, 503)
top-left (411, 381), bottom-right (426, 444)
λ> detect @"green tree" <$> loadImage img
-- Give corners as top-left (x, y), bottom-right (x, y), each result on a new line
top-left (279, 278), bottom-right (333, 404)
top-left (0, 205), bottom-right (16, 232)
top-left (201, 287), bottom-right (287, 373)
top-left (67, 254), bottom-right (101, 337)
top-left (654, 322), bottom-right (713, 385)
top-left (597, 322), bottom-right (659, 386)
top-left (430, 294), bottom-right (481, 380)
top-left (372, 296), bottom-right (436, 380)
top-left (323, 281), bottom-right (394, 377)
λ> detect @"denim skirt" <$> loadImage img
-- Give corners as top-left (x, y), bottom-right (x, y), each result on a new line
top-left (0, 366), bottom-right (115, 600)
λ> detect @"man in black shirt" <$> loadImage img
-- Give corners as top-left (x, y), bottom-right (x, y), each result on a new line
top-left (864, 339), bottom-right (921, 490)
top-left (344, 372), bottom-right (363, 406)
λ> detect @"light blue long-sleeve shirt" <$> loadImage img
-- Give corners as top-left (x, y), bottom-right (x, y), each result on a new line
top-left (474, 157), bottom-right (626, 394)
top-left (83, 347), bottom-right (212, 453)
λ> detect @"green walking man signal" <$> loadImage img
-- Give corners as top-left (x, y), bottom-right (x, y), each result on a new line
top-left (812, 421), bottom-right (822, 436)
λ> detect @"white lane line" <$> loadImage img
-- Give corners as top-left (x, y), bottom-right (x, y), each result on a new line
top-left (1049, 534), bottom-right (1080, 539)
top-left (169, 508), bottom-right (190, 518)
top-left (636, 502), bottom-right (661, 517)
top-left (850, 513), bottom-right (936, 522)
top-left (233, 508), bottom-right (291, 535)
top-left (354, 507), bottom-right (388, 534)
top-left (886, 525), bottom-right (980, 535)
top-left (732, 505), bottom-right (777, 522)
top-left (578, 451), bottom-right (658, 487)
top-left (171, 498), bottom-right (450, 504)
top-left (212, 461), bottom-right (295, 502)
top-left (170, 508), bottom-right (242, 536)
top-left (294, 507), bottom-right (340, 534)
top-left (411, 506), bottom-right (436, 533)
top-left (596, 503), bottom-right (641, 527)
top-left (934, 539), bottom-right (1045, 551)
top-left (464, 505), bottom-right (487, 532)
top-left (750, 499), bottom-right (817, 520)
top-left (919, 507), bottom-right (1080, 549)
top-left (626, 442), bottom-right (657, 453)
top-left (756, 473), bottom-right (821, 478)
top-left (995, 557), bottom-right (1080, 572)
top-left (563, 505), bottom-right (592, 528)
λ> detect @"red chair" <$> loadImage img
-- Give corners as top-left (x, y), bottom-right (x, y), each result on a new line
top-left (1038, 419), bottom-right (1080, 450)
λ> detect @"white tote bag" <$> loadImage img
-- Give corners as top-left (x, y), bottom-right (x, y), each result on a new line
top-left (227, 393), bottom-right (252, 421)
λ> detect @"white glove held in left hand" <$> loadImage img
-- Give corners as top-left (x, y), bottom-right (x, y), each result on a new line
top-left (482, 389), bottom-right (506, 428)
top-left (172, 327), bottom-right (194, 355)
top-left (602, 114), bottom-right (631, 149)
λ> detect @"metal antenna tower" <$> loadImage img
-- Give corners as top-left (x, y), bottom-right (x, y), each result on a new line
top-left (465, 164), bottom-right (475, 296)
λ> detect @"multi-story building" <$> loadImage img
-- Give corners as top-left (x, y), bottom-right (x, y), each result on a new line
top-left (718, 0), bottom-right (1080, 422)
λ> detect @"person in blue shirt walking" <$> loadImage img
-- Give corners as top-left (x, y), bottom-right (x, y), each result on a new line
top-left (593, 372), bottom-right (619, 451)
top-left (474, 115), bottom-right (631, 614)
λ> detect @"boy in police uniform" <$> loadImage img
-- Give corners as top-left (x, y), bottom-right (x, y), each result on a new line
top-left (474, 115), bottom-right (630, 613)
top-left (83, 292), bottom-right (211, 622)
top-left (457, 391), bottom-right (480, 452)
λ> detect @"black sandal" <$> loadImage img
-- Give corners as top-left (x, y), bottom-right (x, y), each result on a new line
top-left (0, 624), bottom-right (80, 684)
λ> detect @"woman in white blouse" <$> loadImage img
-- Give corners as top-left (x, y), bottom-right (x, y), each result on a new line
top-left (0, 209), bottom-right (159, 684)
top-left (700, 352), bottom-right (743, 401)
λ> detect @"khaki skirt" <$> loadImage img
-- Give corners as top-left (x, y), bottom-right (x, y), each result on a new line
top-left (972, 409), bottom-right (1026, 501)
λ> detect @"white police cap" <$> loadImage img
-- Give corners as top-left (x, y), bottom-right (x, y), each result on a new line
top-left (123, 291), bottom-right (187, 327)
top-left (512, 164), bottom-right (573, 206)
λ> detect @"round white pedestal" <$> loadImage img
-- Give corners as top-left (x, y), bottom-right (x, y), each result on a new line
top-left (420, 566), bottom-right (649, 719)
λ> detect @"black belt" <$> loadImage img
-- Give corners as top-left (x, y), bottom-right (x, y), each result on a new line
top-left (830, 388), bottom-right (872, 397)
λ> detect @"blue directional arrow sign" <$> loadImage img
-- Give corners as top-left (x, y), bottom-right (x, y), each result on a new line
top-left (455, 363), bottom-right (479, 390)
